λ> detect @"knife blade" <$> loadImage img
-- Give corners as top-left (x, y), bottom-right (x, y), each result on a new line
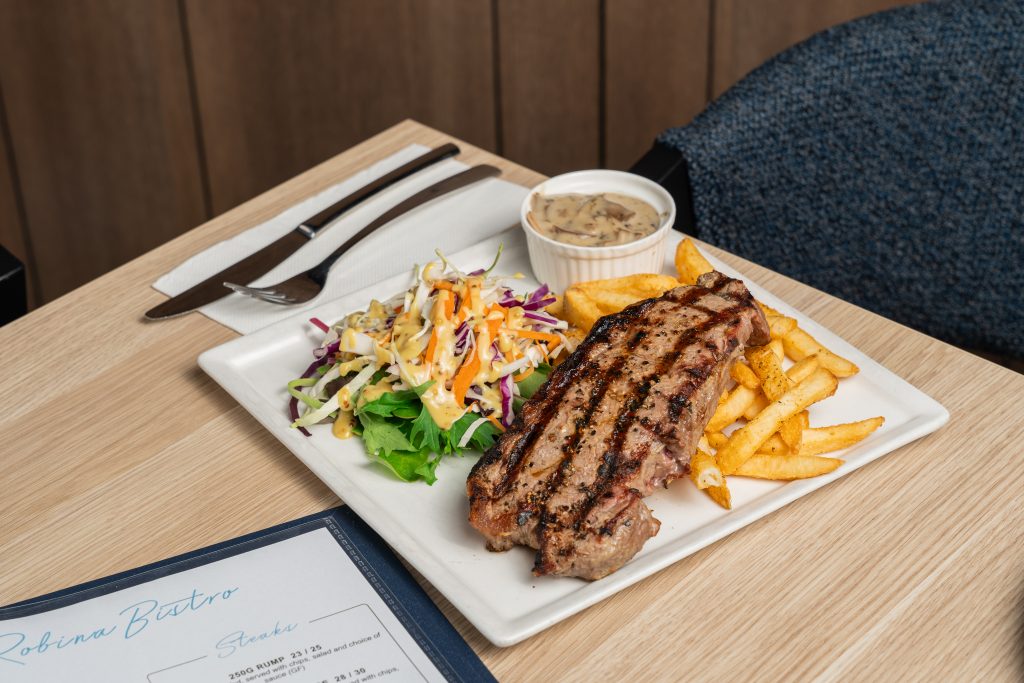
top-left (145, 143), bottom-right (460, 320)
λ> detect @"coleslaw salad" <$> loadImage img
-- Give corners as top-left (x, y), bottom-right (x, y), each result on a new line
top-left (287, 248), bottom-right (575, 483)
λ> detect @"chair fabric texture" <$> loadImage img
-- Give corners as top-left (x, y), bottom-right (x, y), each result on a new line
top-left (658, 0), bottom-right (1023, 359)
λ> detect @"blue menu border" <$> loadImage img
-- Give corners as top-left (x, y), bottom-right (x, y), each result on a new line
top-left (0, 507), bottom-right (495, 683)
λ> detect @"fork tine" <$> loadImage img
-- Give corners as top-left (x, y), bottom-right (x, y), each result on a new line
top-left (223, 282), bottom-right (299, 305)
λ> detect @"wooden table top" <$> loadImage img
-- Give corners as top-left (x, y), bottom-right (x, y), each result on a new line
top-left (2, 120), bottom-right (1023, 682)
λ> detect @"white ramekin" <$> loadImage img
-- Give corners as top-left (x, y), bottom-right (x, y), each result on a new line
top-left (520, 170), bottom-right (676, 293)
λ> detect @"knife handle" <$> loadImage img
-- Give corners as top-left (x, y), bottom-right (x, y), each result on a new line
top-left (299, 142), bottom-right (460, 235)
top-left (308, 165), bottom-right (502, 286)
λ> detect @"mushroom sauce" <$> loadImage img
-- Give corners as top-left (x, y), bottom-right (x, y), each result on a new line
top-left (528, 191), bottom-right (661, 247)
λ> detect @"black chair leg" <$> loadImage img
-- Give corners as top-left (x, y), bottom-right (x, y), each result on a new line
top-left (0, 244), bottom-right (27, 326)
top-left (628, 142), bottom-right (698, 236)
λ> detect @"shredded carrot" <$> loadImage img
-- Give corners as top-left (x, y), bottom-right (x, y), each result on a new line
top-left (443, 292), bottom-right (455, 319)
top-left (452, 346), bottom-right (481, 405)
top-left (486, 414), bottom-right (506, 432)
top-left (434, 281), bottom-right (453, 291)
top-left (486, 315), bottom-right (502, 340)
top-left (510, 328), bottom-right (562, 349)
top-left (423, 327), bottom-right (438, 364)
top-left (513, 366), bottom-right (534, 382)
top-left (394, 304), bottom-right (404, 314)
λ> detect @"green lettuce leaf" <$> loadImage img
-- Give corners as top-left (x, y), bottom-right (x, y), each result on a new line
top-left (409, 404), bottom-right (442, 454)
top-left (515, 364), bottom-right (550, 399)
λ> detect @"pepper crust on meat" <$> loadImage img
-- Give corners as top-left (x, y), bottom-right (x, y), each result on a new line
top-left (466, 272), bottom-right (770, 580)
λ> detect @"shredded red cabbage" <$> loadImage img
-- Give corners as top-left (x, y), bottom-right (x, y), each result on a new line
top-left (523, 311), bottom-right (559, 325)
top-left (521, 284), bottom-right (556, 311)
top-left (497, 288), bottom-right (519, 308)
top-left (312, 338), bottom-right (341, 361)
top-left (291, 339), bottom-right (343, 437)
top-left (309, 317), bottom-right (329, 333)
top-left (500, 374), bottom-right (514, 427)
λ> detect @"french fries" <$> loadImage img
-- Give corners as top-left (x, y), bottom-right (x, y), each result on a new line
top-left (779, 410), bottom-right (809, 453)
top-left (674, 238), bottom-right (714, 285)
top-left (746, 345), bottom-right (792, 401)
top-left (782, 328), bottom-right (859, 378)
top-left (562, 239), bottom-right (884, 512)
top-left (742, 392), bottom-right (770, 420)
top-left (757, 433), bottom-right (790, 456)
top-left (704, 481), bottom-right (732, 509)
top-left (689, 449), bottom-right (724, 489)
top-left (730, 361), bottom-right (760, 390)
top-left (563, 274), bottom-right (680, 332)
top-left (707, 384), bottom-right (758, 433)
top-left (767, 313), bottom-right (798, 338)
top-left (716, 368), bottom-right (839, 475)
top-left (800, 417), bottom-right (885, 456)
top-left (734, 455), bottom-right (843, 480)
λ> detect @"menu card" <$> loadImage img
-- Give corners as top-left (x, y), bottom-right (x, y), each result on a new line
top-left (0, 508), bottom-right (493, 683)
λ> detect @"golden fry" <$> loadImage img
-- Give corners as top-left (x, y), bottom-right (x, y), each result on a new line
top-left (706, 431), bottom-right (728, 450)
top-left (704, 480), bottom-right (732, 509)
top-left (767, 314), bottom-right (798, 339)
top-left (769, 338), bottom-right (785, 360)
top-left (800, 417), bottom-right (885, 455)
top-left (698, 434), bottom-right (712, 452)
top-left (545, 295), bottom-right (564, 318)
top-left (786, 356), bottom-right (820, 384)
top-left (689, 449), bottom-right (724, 489)
top-left (746, 344), bottom-right (793, 401)
top-left (674, 238), bottom-right (715, 285)
top-left (756, 433), bottom-right (790, 456)
top-left (734, 455), bottom-right (843, 480)
top-left (758, 301), bottom-right (783, 318)
top-left (730, 361), bottom-right (761, 389)
top-left (563, 274), bottom-right (680, 331)
top-left (716, 368), bottom-right (839, 474)
top-left (707, 384), bottom-right (758, 432)
top-left (743, 391), bottom-right (769, 420)
top-left (782, 328), bottom-right (859, 377)
top-left (779, 410), bottom-right (809, 453)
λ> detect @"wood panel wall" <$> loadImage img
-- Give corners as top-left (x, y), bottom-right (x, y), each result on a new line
top-left (185, 0), bottom-right (498, 215)
top-left (0, 0), bottom-right (208, 302)
top-left (0, 0), bottom-right (915, 308)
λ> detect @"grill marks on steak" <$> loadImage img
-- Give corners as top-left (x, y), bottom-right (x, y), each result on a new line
top-left (467, 272), bottom-right (770, 580)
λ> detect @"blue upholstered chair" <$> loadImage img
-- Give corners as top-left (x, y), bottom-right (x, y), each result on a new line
top-left (635, 0), bottom-right (1023, 364)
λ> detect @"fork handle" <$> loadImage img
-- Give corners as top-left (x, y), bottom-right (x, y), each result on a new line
top-left (307, 164), bottom-right (503, 287)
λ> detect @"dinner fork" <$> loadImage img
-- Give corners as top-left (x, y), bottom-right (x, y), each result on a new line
top-left (224, 164), bottom-right (501, 305)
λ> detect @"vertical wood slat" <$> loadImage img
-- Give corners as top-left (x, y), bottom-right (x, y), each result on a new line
top-left (712, 0), bottom-right (921, 96)
top-left (497, 0), bottom-right (601, 176)
top-left (185, 0), bottom-right (497, 216)
top-left (0, 0), bottom-right (208, 303)
top-left (604, 0), bottom-right (711, 169)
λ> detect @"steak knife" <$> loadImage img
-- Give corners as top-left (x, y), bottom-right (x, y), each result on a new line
top-left (145, 143), bottom-right (460, 320)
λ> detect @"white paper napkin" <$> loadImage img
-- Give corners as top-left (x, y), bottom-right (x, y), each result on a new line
top-left (153, 144), bottom-right (530, 334)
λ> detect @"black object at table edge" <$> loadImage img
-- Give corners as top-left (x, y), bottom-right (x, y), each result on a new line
top-left (628, 142), bottom-right (696, 236)
top-left (0, 244), bottom-right (27, 327)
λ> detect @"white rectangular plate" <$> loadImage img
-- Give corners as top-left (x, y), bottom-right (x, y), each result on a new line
top-left (199, 228), bottom-right (949, 647)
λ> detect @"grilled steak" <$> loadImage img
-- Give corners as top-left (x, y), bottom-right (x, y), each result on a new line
top-left (466, 271), bottom-right (770, 580)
